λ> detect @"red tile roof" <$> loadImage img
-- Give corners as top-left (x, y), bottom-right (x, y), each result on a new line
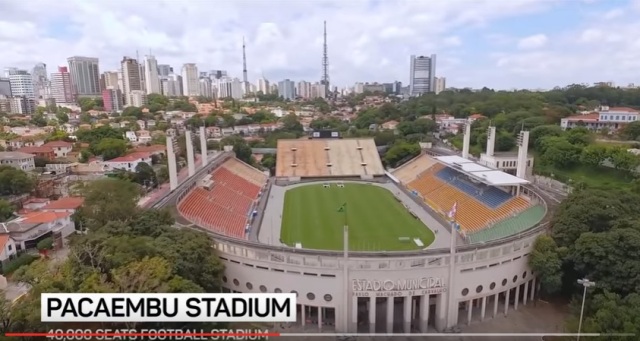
top-left (17, 146), bottom-right (53, 154)
top-left (21, 211), bottom-right (70, 224)
top-left (41, 197), bottom-right (84, 210)
top-left (134, 145), bottom-right (166, 153)
top-left (565, 113), bottom-right (600, 121)
top-left (43, 141), bottom-right (73, 148)
top-left (106, 152), bottom-right (151, 163)
top-left (607, 107), bottom-right (638, 113)
top-left (0, 234), bottom-right (9, 251)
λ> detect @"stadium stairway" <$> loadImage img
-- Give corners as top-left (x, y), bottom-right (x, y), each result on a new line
top-left (467, 205), bottom-right (546, 243)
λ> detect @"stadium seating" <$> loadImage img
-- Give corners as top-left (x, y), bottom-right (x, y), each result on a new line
top-left (408, 168), bottom-right (530, 232)
top-left (467, 205), bottom-right (546, 243)
top-left (436, 168), bottom-right (513, 208)
top-left (177, 158), bottom-right (267, 238)
top-left (393, 154), bottom-right (438, 184)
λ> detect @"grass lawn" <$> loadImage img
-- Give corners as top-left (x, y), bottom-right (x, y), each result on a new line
top-left (280, 183), bottom-right (435, 251)
top-left (535, 163), bottom-right (633, 189)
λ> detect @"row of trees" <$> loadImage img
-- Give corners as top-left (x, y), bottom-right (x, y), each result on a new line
top-left (1, 179), bottom-right (226, 337)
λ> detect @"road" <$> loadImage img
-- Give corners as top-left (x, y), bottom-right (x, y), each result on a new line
top-left (138, 154), bottom-right (202, 208)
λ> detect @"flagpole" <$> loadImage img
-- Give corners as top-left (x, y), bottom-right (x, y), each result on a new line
top-left (342, 203), bottom-right (350, 332)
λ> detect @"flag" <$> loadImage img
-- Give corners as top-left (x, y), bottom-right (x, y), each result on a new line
top-left (337, 203), bottom-right (347, 213)
top-left (448, 202), bottom-right (457, 219)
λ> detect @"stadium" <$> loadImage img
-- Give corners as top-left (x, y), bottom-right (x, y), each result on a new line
top-left (163, 127), bottom-right (550, 334)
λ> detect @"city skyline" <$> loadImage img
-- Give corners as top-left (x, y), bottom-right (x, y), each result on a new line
top-left (2, 0), bottom-right (640, 89)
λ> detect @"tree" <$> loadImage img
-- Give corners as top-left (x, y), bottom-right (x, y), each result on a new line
top-left (122, 106), bottom-right (143, 119)
top-left (528, 235), bottom-right (563, 295)
top-left (221, 136), bottom-right (253, 165)
top-left (384, 140), bottom-right (420, 168)
top-left (134, 162), bottom-right (157, 187)
top-left (281, 113), bottom-right (303, 133)
top-left (0, 199), bottom-right (14, 221)
top-left (539, 136), bottom-right (582, 168)
top-left (78, 178), bottom-right (140, 225)
top-left (55, 112), bottom-right (69, 124)
top-left (30, 113), bottom-right (47, 127)
top-left (580, 145), bottom-right (609, 167)
top-left (0, 166), bottom-right (34, 195)
top-left (95, 138), bottom-right (128, 160)
top-left (621, 121), bottom-right (640, 140)
top-left (608, 148), bottom-right (640, 172)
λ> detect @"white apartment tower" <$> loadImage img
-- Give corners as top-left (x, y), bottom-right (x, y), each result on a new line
top-left (102, 71), bottom-right (119, 91)
top-left (181, 63), bottom-right (199, 97)
top-left (129, 90), bottom-right (147, 107)
top-left (67, 56), bottom-right (101, 97)
top-left (121, 57), bottom-right (142, 105)
top-left (144, 55), bottom-right (160, 94)
top-left (409, 54), bottom-right (436, 96)
top-left (278, 79), bottom-right (296, 100)
top-left (50, 66), bottom-right (76, 104)
top-left (434, 77), bottom-right (446, 94)
top-left (257, 77), bottom-right (270, 94)
top-left (32, 63), bottom-right (49, 99)
top-left (297, 81), bottom-right (312, 99)
top-left (217, 77), bottom-right (243, 99)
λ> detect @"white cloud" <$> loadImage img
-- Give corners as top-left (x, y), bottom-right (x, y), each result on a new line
top-left (517, 34), bottom-right (548, 50)
top-left (443, 36), bottom-right (462, 47)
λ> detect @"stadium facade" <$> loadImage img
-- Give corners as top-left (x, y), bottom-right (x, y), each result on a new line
top-left (164, 125), bottom-right (548, 333)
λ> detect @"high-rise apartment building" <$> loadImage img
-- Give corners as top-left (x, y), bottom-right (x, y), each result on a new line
top-left (162, 73), bottom-right (183, 97)
top-left (67, 56), bottom-right (101, 97)
top-left (121, 57), bottom-right (142, 105)
top-left (181, 64), bottom-right (199, 97)
top-left (157, 65), bottom-right (173, 77)
top-left (144, 55), bottom-right (160, 94)
top-left (6, 69), bottom-right (35, 99)
top-left (434, 77), bottom-right (446, 94)
top-left (296, 81), bottom-right (312, 99)
top-left (199, 77), bottom-right (212, 98)
top-left (278, 79), bottom-right (296, 100)
top-left (310, 82), bottom-right (327, 99)
top-left (32, 63), bottom-right (49, 99)
top-left (409, 54), bottom-right (436, 96)
top-left (128, 90), bottom-right (147, 107)
top-left (102, 87), bottom-right (124, 112)
top-left (102, 71), bottom-right (120, 91)
top-left (209, 70), bottom-right (227, 79)
top-left (9, 96), bottom-right (36, 115)
top-left (0, 78), bottom-right (11, 97)
top-left (50, 66), bottom-right (76, 104)
top-left (257, 78), bottom-right (270, 94)
top-left (217, 77), bottom-right (243, 99)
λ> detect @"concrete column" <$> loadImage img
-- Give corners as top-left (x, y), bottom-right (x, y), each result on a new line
top-left (199, 126), bottom-right (208, 167)
top-left (467, 300), bottom-right (472, 325)
top-left (504, 289), bottom-right (510, 316)
top-left (523, 281), bottom-right (529, 306)
top-left (185, 130), bottom-right (196, 177)
top-left (486, 126), bottom-right (496, 157)
top-left (386, 297), bottom-right (394, 333)
top-left (318, 307), bottom-right (322, 331)
top-left (434, 293), bottom-right (448, 332)
top-left (301, 304), bottom-right (305, 327)
top-left (403, 296), bottom-right (411, 333)
top-left (530, 277), bottom-right (536, 301)
top-left (480, 296), bottom-right (487, 321)
top-left (514, 285), bottom-right (520, 311)
top-left (493, 293), bottom-right (499, 318)
top-left (516, 131), bottom-right (529, 178)
top-left (351, 296), bottom-right (358, 332)
top-left (419, 295), bottom-right (429, 333)
top-left (462, 121), bottom-right (471, 159)
top-left (369, 297), bottom-right (376, 334)
top-left (166, 136), bottom-right (178, 191)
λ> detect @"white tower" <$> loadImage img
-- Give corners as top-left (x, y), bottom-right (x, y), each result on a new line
top-left (462, 120), bottom-right (471, 159)
top-left (185, 130), bottom-right (196, 177)
top-left (199, 126), bottom-right (208, 167)
top-left (516, 131), bottom-right (530, 178)
top-left (166, 136), bottom-right (178, 190)
top-left (486, 126), bottom-right (496, 157)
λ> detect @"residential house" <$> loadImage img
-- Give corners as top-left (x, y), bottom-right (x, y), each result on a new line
top-left (61, 123), bottom-right (78, 134)
top-left (205, 126), bottom-right (221, 138)
top-left (0, 152), bottom-right (35, 171)
top-left (560, 106), bottom-right (639, 132)
top-left (17, 146), bottom-right (55, 160)
top-left (136, 120), bottom-right (146, 129)
top-left (2, 211), bottom-right (75, 250)
top-left (136, 130), bottom-right (152, 144)
top-left (125, 131), bottom-right (138, 142)
top-left (381, 120), bottom-right (399, 131)
top-left (0, 234), bottom-right (17, 266)
top-left (41, 197), bottom-right (84, 214)
top-left (102, 152), bottom-right (152, 172)
top-left (42, 141), bottom-right (73, 158)
top-left (6, 136), bottom-right (45, 150)
top-left (133, 144), bottom-right (166, 157)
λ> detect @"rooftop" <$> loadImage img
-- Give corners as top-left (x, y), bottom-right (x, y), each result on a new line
top-left (433, 155), bottom-right (530, 186)
top-left (0, 152), bottom-right (35, 160)
top-left (42, 197), bottom-right (84, 210)
top-left (106, 152), bottom-right (151, 163)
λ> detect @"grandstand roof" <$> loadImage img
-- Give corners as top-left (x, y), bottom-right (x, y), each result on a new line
top-left (433, 155), bottom-right (529, 186)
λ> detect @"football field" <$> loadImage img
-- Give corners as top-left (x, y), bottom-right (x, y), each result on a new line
top-left (280, 183), bottom-right (435, 251)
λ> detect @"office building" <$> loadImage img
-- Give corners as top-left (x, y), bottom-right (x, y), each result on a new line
top-left (434, 77), bottom-right (446, 94)
top-left (102, 71), bottom-right (120, 91)
top-left (181, 63), bottom-right (199, 97)
top-left (162, 73), bottom-right (183, 97)
top-left (67, 56), bottom-right (101, 97)
top-left (311, 82), bottom-right (326, 99)
top-left (409, 54), bottom-right (436, 96)
top-left (209, 70), bottom-right (227, 79)
top-left (32, 63), bottom-right (49, 99)
top-left (50, 66), bottom-right (76, 104)
top-left (6, 69), bottom-right (35, 99)
top-left (278, 79), bottom-right (296, 100)
top-left (0, 78), bottom-right (11, 97)
top-left (199, 77), bottom-right (213, 98)
top-left (157, 65), bottom-right (173, 77)
top-left (102, 87), bottom-right (124, 112)
top-left (144, 55), bottom-right (160, 94)
top-left (121, 57), bottom-right (142, 105)
top-left (9, 96), bottom-right (36, 115)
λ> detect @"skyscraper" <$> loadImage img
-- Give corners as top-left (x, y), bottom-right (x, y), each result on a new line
top-left (67, 56), bottom-right (101, 97)
top-left (157, 65), bottom-right (173, 77)
top-left (409, 54), bottom-right (436, 96)
top-left (102, 71), bottom-right (120, 91)
top-left (102, 87), bottom-right (123, 112)
top-left (121, 57), bottom-right (142, 105)
top-left (6, 69), bottom-right (35, 99)
top-left (257, 77), bottom-right (270, 94)
top-left (50, 66), bottom-right (76, 104)
top-left (0, 78), bottom-right (11, 97)
top-left (32, 63), bottom-right (49, 99)
top-left (181, 63), bottom-right (199, 97)
top-left (296, 81), bottom-right (312, 99)
top-left (434, 77), bottom-right (446, 94)
top-left (278, 79), bottom-right (296, 100)
top-left (144, 55), bottom-right (160, 94)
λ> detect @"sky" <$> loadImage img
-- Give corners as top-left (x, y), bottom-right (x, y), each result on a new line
top-left (1, 0), bottom-right (640, 90)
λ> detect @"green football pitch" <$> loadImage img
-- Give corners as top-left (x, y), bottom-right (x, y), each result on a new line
top-left (280, 183), bottom-right (435, 251)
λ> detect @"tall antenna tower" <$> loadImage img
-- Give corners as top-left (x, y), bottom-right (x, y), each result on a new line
top-left (321, 21), bottom-right (330, 96)
top-left (242, 37), bottom-right (249, 90)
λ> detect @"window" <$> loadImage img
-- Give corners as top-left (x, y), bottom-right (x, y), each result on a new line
top-left (232, 279), bottom-right (239, 286)
top-left (513, 275), bottom-right (518, 283)
top-left (522, 271), bottom-right (527, 279)
top-left (502, 279), bottom-right (507, 286)
top-left (307, 293), bottom-right (315, 300)
top-left (490, 282), bottom-right (496, 290)
top-left (324, 294), bottom-right (333, 302)
top-left (274, 288), bottom-right (282, 293)
top-left (222, 276), bottom-right (227, 283)
top-left (476, 285), bottom-right (483, 293)
top-left (461, 288), bottom-right (469, 296)
top-left (260, 285), bottom-right (267, 293)
top-left (246, 283), bottom-right (253, 290)
top-left (291, 290), bottom-right (298, 297)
